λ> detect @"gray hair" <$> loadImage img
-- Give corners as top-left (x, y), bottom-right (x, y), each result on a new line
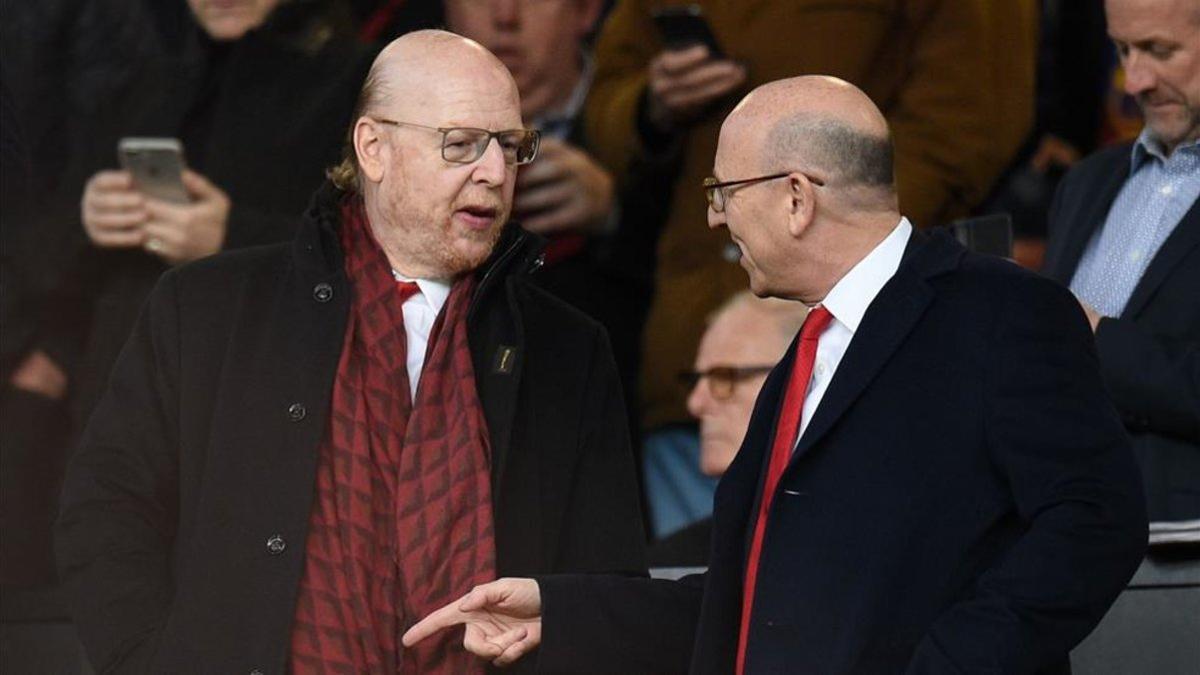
top-left (763, 113), bottom-right (894, 189)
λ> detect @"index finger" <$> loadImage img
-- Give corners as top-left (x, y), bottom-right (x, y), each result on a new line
top-left (655, 44), bottom-right (712, 73)
top-left (402, 600), bottom-right (470, 647)
top-left (91, 170), bottom-right (135, 191)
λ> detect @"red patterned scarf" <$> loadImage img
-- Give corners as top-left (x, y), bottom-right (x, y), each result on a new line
top-left (289, 197), bottom-right (496, 673)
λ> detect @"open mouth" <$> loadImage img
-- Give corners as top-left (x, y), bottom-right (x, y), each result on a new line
top-left (455, 205), bottom-right (499, 230)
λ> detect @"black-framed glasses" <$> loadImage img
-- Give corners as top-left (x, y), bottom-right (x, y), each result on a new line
top-left (678, 365), bottom-right (775, 400)
top-left (703, 171), bottom-right (825, 212)
top-left (374, 118), bottom-right (540, 166)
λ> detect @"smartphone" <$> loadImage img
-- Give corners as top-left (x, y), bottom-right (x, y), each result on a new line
top-left (651, 5), bottom-right (726, 58)
top-left (118, 137), bottom-right (189, 204)
top-left (949, 213), bottom-right (1013, 258)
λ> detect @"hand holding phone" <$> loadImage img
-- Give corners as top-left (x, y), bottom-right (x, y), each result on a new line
top-left (81, 169), bottom-right (149, 249)
top-left (118, 137), bottom-right (189, 204)
top-left (646, 7), bottom-right (745, 132)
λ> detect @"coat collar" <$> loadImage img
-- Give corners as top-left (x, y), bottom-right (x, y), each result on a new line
top-left (1044, 147), bottom-right (1131, 284)
top-left (292, 181), bottom-right (547, 303)
top-left (787, 229), bottom-right (959, 463)
top-left (719, 229), bottom-right (963, 558)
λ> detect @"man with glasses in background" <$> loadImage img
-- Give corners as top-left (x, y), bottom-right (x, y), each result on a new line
top-left (56, 30), bottom-right (646, 675)
top-left (650, 291), bottom-right (807, 567)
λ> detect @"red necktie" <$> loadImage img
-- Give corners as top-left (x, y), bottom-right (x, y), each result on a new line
top-left (735, 305), bottom-right (833, 675)
top-left (395, 280), bottom-right (420, 304)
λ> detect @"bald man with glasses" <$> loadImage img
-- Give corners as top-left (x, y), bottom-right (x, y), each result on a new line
top-left (55, 30), bottom-right (646, 675)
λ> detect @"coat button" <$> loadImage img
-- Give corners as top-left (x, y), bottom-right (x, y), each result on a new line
top-left (266, 535), bottom-right (286, 555)
top-left (287, 403), bottom-right (306, 422)
top-left (250, 670), bottom-right (264, 675)
top-left (313, 282), bottom-right (334, 303)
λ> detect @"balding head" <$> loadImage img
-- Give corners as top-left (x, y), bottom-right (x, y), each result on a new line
top-left (331, 30), bottom-right (519, 190)
top-left (727, 76), bottom-right (894, 199)
top-left (708, 76), bottom-right (903, 303)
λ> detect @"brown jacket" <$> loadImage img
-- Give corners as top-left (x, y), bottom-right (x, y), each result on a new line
top-left (585, 0), bottom-right (1035, 428)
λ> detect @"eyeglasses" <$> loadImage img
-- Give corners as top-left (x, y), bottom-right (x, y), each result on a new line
top-left (374, 118), bottom-right (541, 165)
top-left (703, 171), bottom-right (825, 212)
top-left (678, 365), bottom-right (775, 400)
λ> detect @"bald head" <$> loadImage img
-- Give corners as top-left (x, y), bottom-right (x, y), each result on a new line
top-left (726, 76), bottom-right (894, 196)
top-left (330, 30), bottom-right (520, 190)
top-left (363, 30), bottom-right (518, 121)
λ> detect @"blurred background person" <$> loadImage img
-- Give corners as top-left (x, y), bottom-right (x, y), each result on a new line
top-left (976, 0), bottom-right (1111, 270)
top-left (62, 0), bottom-right (373, 430)
top-left (648, 291), bottom-right (806, 568)
top-left (1043, 0), bottom-right (1199, 525)
top-left (585, 0), bottom-right (1037, 539)
top-left (445, 0), bottom-right (673, 501)
top-left (1, 1), bottom-right (372, 670)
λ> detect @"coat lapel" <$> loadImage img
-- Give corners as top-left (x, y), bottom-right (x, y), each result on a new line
top-left (1045, 153), bottom-right (1130, 284)
top-left (1122, 196), bottom-right (1200, 318)
top-left (788, 234), bottom-right (957, 465)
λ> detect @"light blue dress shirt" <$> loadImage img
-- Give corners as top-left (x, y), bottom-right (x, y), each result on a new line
top-left (1069, 130), bottom-right (1200, 317)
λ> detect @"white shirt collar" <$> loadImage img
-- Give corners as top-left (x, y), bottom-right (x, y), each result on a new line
top-left (391, 269), bottom-right (452, 315)
top-left (819, 217), bottom-right (912, 333)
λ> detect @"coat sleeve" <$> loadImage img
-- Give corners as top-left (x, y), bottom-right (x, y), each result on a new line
top-left (886, 0), bottom-right (1036, 227)
top-left (582, 0), bottom-right (659, 182)
top-left (1092, 317), bottom-right (1200, 442)
top-left (55, 270), bottom-right (184, 674)
top-left (907, 275), bottom-right (1147, 672)
top-left (536, 573), bottom-right (705, 675)
top-left (551, 325), bottom-right (648, 574)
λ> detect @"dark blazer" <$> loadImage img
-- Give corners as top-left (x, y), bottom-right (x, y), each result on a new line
top-left (538, 231), bottom-right (1147, 674)
top-left (55, 184), bottom-right (647, 674)
top-left (1043, 142), bottom-right (1200, 522)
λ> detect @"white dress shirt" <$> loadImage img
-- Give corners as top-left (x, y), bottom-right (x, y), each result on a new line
top-left (795, 217), bottom-right (913, 447)
top-left (391, 270), bottom-right (451, 399)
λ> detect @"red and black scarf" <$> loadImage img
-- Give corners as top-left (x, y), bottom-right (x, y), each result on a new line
top-left (289, 197), bottom-right (496, 673)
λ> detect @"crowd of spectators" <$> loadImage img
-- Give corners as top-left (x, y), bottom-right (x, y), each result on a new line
top-left (1, 0), bottom-right (1195, 671)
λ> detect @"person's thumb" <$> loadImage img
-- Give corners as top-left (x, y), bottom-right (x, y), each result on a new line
top-left (182, 169), bottom-right (219, 200)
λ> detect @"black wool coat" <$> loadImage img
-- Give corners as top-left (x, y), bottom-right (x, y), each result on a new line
top-left (538, 232), bottom-right (1147, 674)
top-left (56, 183), bottom-right (648, 674)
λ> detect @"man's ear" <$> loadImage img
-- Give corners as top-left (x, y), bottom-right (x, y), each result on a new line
top-left (354, 117), bottom-right (387, 184)
top-left (786, 173), bottom-right (817, 238)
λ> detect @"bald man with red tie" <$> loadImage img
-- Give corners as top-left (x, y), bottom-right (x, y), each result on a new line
top-left (405, 76), bottom-right (1147, 674)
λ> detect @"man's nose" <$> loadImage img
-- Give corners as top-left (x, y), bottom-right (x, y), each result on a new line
top-left (472, 137), bottom-right (509, 186)
top-left (707, 205), bottom-right (725, 230)
top-left (1123, 51), bottom-right (1156, 97)
top-left (687, 380), bottom-right (711, 419)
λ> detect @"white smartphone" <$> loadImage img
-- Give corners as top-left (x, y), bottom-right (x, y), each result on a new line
top-left (118, 137), bottom-right (189, 204)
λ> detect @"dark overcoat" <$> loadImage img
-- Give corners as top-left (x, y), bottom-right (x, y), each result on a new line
top-left (538, 232), bottom-right (1147, 674)
top-left (55, 183), bottom-right (648, 674)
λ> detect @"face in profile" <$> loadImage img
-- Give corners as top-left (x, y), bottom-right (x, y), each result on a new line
top-left (187, 0), bottom-right (281, 41)
top-left (365, 64), bottom-right (524, 278)
top-left (443, 0), bottom-right (600, 118)
top-left (1106, 0), bottom-right (1200, 150)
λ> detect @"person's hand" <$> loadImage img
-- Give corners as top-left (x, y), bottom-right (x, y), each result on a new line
top-left (1075, 296), bottom-right (1104, 332)
top-left (9, 350), bottom-right (68, 400)
top-left (142, 169), bottom-right (230, 264)
top-left (81, 170), bottom-right (148, 249)
top-left (1029, 134), bottom-right (1081, 174)
top-left (516, 138), bottom-right (615, 235)
top-left (401, 578), bottom-right (542, 668)
top-left (645, 44), bottom-right (747, 132)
